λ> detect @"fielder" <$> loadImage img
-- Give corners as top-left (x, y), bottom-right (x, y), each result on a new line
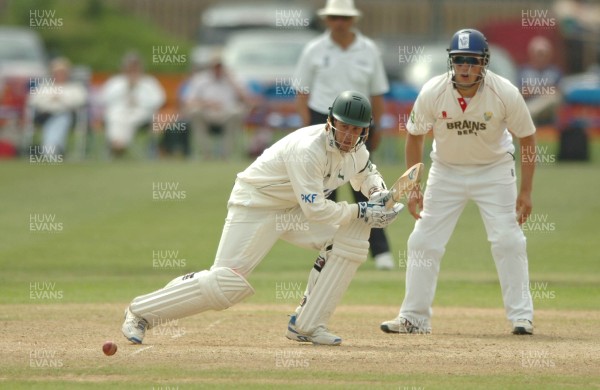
top-left (122, 91), bottom-right (403, 345)
top-left (380, 29), bottom-right (537, 335)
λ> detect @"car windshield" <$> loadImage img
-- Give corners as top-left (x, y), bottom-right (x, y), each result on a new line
top-left (0, 39), bottom-right (43, 63)
top-left (228, 41), bottom-right (306, 67)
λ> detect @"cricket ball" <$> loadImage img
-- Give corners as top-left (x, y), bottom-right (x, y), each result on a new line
top-left (102, 341), bottom-right (118, 356)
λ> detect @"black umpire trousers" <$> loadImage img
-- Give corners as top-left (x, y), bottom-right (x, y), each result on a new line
top-left (309, 108), bottom-right (391, 257)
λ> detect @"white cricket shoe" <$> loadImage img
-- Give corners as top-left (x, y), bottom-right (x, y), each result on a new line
top-left (380, 316), bottom-right (432, 334)
top-left (286, 315), bottom-right (342, 346)
top-left (374, 252), bottom-right (395, 270)
top-left (512, 319), bottom-right (534, 335)
top-left (122, 307), bottom-right (149, 344)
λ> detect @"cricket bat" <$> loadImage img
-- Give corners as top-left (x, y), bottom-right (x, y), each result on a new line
top-left (385, 163), bottom-right (424, 209)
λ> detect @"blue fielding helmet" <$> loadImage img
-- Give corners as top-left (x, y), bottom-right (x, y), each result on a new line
top-left (447, 28), bottom-right (490, 65)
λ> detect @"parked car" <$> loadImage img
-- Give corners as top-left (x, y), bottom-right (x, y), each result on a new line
top-left (222, 29), bottom-right (320, 131)
top-left (0, 27), bottom-right (49, 157)
top-left (192, 1), bottom-right (319, 68)
top-left (0, 27), bottom-right (48, 78)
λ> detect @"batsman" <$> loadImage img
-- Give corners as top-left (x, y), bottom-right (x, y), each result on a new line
top-left (122, 91), bottom-right (404, 346)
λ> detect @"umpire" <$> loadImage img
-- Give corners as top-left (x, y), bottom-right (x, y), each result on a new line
top-left (293, 0), bottom-right (394, 269)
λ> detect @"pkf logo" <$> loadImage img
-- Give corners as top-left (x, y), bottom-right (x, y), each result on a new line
top-left (458, 33), bottom-right (470, 49)
top-left (301, 193), bottom-right (317, 203)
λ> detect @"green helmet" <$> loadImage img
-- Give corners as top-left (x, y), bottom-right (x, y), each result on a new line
top-left (328, 90), bottom-right (372, 128)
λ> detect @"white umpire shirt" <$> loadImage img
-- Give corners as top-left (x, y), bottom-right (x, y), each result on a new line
top-left (229, 125), bottom-right (385, 226)
top-left (406, 70), bottom-right (536, 166)
top-left (293, 30), bottom-right (389, 114)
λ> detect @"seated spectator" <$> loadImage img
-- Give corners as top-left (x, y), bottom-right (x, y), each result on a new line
top-left (101, 51), bottom-right (165, 157)
top-left (27, 57), bottom-right (87, 157)
top-left (519, 36), bottom-right (563, 125)
top-left (553, 0), bottom-right (600, 74)
top-left (181, 53), bottom-right (250, 160)
top-left (157, 65), bottom-right (201, 159)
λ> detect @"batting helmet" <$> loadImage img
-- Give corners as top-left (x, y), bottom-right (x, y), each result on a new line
top-left (327, 90), bottom-right (371, 152)
top-left (447, 28), bottom-right (490, 65)
top-left (328, 90), bottom-right (372, 128)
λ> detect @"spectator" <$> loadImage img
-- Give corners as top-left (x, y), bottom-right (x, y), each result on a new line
top-left (182, 52), bottom-right (250, 160)
top-left (553, 0), bottom-right (600, 74)
top-left (27, 57), bottom-right (87, 157)
top-left (101, 51), bottom-right (165, 157)
top-left (293, 0), bottom-right (394, 270)
top-left (157, 65), bottom-right (200, 159)
top-left (519, 36), bottom-right (562, 125)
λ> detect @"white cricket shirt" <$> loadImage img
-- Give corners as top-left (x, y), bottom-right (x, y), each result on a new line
top-left (407, 70), bottom-right (536, 165)
top-left (293, 30), bottom-right (389, 114)
top-left (229, 125), bottom-right (385, 226)
top-left (182, 69), bottom-right (240, 108)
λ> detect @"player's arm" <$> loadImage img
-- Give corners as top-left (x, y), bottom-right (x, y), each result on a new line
top-left (349, 153), bottom-right (386, 198)
top-left (506, 84), bottom-right (537, 225)
top-left (286, 149), bottom-right (358, 225)
top-left (405, 133), bottom-right (426, 219)
top-left (292, 45), bottom-right (313, 127)
top-left (404, 88), bottom-right (433, 219)
top-left (369, 95), bottom-right (386, 150)
top-left (517, 133), bottom-right (536, 225)
top-left (406, 133), bottom-right (425, 168)
top-left (295, 93), bottom-right (311, 127)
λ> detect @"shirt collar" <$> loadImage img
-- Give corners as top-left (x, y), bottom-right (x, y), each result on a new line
top-left (325, 29), bottom-right (363, 51)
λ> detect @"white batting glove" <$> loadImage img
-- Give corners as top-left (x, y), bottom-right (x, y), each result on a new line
top-left (368, 190), bottom-right (391, 206)
top-left (357, 201), bottom-right (404, 228)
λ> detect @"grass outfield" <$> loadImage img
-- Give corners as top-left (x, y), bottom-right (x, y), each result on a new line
top-left (1, 139), bottom-right (599, 388)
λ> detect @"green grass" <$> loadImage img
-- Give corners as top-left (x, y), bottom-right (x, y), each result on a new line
top-left (2, 141), bottom-right (600, 309)
top-left (1, 139), bottom-right (599, 388)
top-left (5, 373), bottom-right (597, 390)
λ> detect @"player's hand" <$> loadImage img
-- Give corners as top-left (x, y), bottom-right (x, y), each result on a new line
top-left (358, 201), bottom-right (404, 228)
top-left (516, 191), bottom-right (533, 225)
top-left (407, 186), bottom-right (423, 220)
top-left (368, 190), bottom-right (391, 206)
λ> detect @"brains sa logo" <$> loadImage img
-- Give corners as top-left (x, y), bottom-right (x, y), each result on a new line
top-left (458, 33), bottom-right (470, 49)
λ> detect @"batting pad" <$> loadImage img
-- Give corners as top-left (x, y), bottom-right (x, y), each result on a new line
top-left (295, 220), bottom-right (370, 334)
top-left (130, 267), bottom-right (254, 327)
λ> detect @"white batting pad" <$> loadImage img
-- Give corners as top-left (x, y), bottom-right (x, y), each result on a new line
top-left (130, 267), bottom-right (254, 327)
top-left (295, 220), bottom-right (370, 334)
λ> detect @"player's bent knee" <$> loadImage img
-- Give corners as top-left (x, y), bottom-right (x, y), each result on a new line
top-left (492, 227), bottom-right (526, 255)
top-left (130, 267), bottom-right (254, 325)
top-left (331, 236), bottom-right (369, 264)
top-left (201, 267), bottom-right (255, 309)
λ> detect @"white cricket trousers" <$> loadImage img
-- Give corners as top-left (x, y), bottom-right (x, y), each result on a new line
top-left (400, 156), bottom-right (534, 328)
top-left (212, 205), bottom-right (337, 277)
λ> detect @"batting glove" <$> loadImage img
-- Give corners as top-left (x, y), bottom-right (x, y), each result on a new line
top-left (368, 190), bottom-right (391, 206)
top-left (357, 201), bottom-right (404, 228)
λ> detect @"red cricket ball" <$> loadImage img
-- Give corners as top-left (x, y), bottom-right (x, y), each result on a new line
top-left (102, 341), bottom-right (118, 356)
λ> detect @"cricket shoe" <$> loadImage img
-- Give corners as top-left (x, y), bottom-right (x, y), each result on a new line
top-left (374, 252), bottom-right (395, 270)
top-left (380, 316), bottom-right (432, 334)
top-left (122, 307), bottom-right (149, 344)
top-left (286, 315), bottom-right (342, 346)
top-left (512, 319), bottom-right (533, 335)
